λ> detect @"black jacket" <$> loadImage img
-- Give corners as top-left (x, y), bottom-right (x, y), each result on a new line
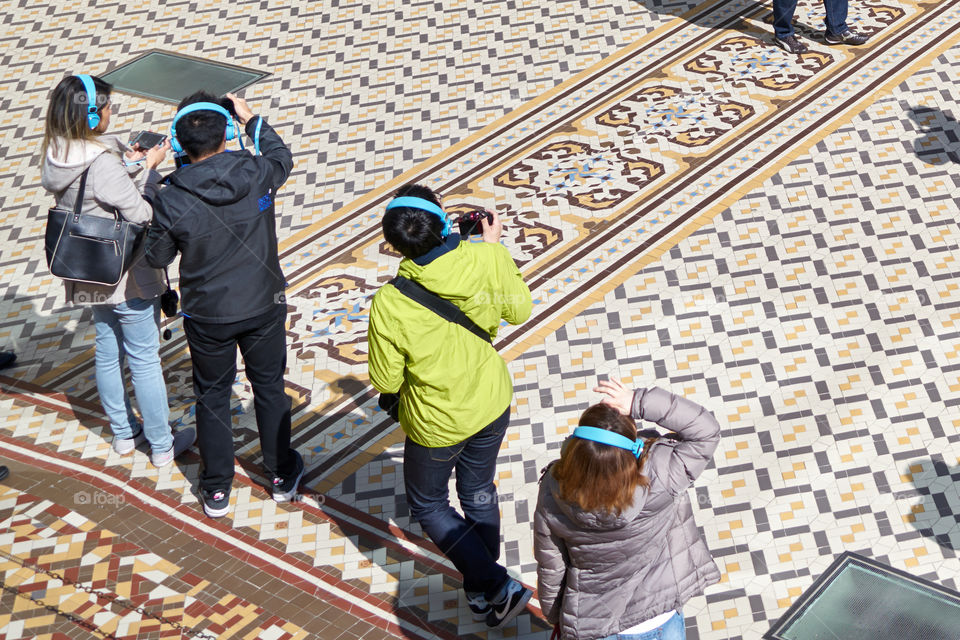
top-left (145, 117), bottom-right (293, 323)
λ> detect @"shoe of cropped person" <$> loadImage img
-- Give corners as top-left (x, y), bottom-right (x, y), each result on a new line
top-left (150, 428), bottom-right (197, 468)
top-left (272, 450), bottom-right (304, 502)
top-left (824, 29), bottom-right (869, 45)
top-left (775, 34), bottom-right (808, 54)
top-left (486, 578), bottom-right (533, 629)
top-left (0, 352), bottom-right (16, 370)
top-left (112, 421), bottom-right (146, 455)
top-left (202, 487), bottom-right (231, 518)
top-left (465, 591), bottom-right (491, 622)
top-left (0, 466), bottom-right (8, 482)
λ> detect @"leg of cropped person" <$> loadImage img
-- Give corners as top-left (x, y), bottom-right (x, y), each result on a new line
top-left (116, 298), bottom-right (174, 458)
top-left (183, 318), bottom-right (239, 517)
top-left (772, 0), bottom-right (798, 40)
top-left (236, 305), bottom-right (300, 501)
top-left (823, 0), bottom-right (849, 36)
top-left (404, 436), bottom-right (508, 598)
top-left (92, 304), bottom-right (140, 449)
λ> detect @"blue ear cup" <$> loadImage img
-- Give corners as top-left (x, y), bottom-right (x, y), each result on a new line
top-left (76, 74), bottom-right (100, 130)
top-left (169, 102), bottom-right (238, 155)
top-left (385, 196), bottom-right (452, 238)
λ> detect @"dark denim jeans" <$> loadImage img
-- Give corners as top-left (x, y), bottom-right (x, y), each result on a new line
top-left (773, 0), bottom-right (849, 39)
top-left (403, 407), bottom-right (511, 599)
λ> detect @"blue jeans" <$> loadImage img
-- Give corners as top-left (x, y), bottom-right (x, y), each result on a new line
top-left (92, 297), bottom-right (172, 454)
top-left (403, 407), bottom-right (510, 598)
top-left (773, 0), bottom-right (849, 39)
top-left (602, 611), bottom-right (686, 640)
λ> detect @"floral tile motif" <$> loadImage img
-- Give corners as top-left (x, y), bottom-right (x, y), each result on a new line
top-left (287, 274), bottom-right (379, 365)
top-left (493, 140), bottom-right (664, 213)
top-left (685, 36), bottom-right (833, 92)
top-left (595, 84), bottom-right (756, 148)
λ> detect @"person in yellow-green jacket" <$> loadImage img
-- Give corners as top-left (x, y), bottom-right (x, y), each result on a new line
top-left (367, 183), bottom-right (534, 629)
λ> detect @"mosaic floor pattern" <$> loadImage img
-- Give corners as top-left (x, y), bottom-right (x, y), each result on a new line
top-left (3, 0), bottom-right (960, 638)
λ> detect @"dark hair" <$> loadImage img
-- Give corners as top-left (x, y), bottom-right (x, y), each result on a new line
top-left (551, 404), bottom-right (656, 514)
top-left (381, 183), bottom-right (445, 259)
top-left (175, 91), bottom-right (233, 158)
top-left (42, 75), bottom-right (112, 159)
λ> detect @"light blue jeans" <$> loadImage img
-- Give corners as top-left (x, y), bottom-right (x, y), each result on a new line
top-left (92, 297), bottom-right (172, 454)
top-left (602, 611), bottom-right (685, 640)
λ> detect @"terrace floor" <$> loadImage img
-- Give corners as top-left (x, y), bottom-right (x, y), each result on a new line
top-left (2, 0), bottom-right (960, 638)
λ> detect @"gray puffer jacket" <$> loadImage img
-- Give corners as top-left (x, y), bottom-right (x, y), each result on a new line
top-left (534, 386), bottom-right (721, 640)
top-left (41, 135), bottom-right (164, 306)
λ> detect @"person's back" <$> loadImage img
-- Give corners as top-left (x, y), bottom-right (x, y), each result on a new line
top-left (367, 183), bottom-right (534, 628)
top-left (144, 92), bottom-right (301, 519)
top-left (147, 99), bottom-right (291, 323)
top-left (534, 379), bottom-right (721, 640)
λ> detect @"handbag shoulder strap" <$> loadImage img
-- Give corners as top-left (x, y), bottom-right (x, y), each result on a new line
top-left (389, 275), bottom-right (492, 344)
top-left (70, 168), bottom-right (90, 216)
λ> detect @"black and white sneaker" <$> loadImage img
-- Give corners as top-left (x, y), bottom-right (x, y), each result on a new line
top-left (465, 591), bottom-right (491, 622)
top-left (824, 29), bottom-right (869, 45)
top-left (202, 488), bottom-right (231, 518)
top-left (774, 34), bottom-right (808, 55)
top-left (486, 578), bottom-right (533, 629)
top-left (271, 450), bottom-right (304, 503)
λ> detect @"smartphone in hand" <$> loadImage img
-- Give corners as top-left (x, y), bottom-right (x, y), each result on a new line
top-left (130, 131), bottom-right (166, 149)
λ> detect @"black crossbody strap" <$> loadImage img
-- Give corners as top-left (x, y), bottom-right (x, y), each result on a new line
top-left (389, 276), bottom-right (492, 344)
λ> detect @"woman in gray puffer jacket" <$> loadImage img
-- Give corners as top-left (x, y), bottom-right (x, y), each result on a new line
top-left (534, 378), bottom-right (721, 640)
top-left (41, 74), bottom-right (193, 467)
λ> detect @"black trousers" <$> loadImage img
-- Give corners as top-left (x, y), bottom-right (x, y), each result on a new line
top-left (183, 305), bottom-right (294, 492)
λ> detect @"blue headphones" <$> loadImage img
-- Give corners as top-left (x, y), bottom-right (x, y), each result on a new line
top-left (76, 74), bottom-right (100, 130)
top-left (170, 102), bottom-right (239, 154)
top-left (571, 426), bottom-right (644, 458)
top-left (385, 196), bottom-right (451, 238)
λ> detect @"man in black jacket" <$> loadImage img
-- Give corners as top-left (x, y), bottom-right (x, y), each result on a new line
top-left (145, 92), bottom-right (302, 518)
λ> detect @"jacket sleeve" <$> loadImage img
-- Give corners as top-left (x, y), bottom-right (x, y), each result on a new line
top-left (144, 195), bottom-right (179, 269)
top-left (632, 387), bottom-right (721, 495)
top-left (496, 244), bottom-right (532, 326)
top-left (367, 294), bottom-right (405, 394)
top-left (248, 116), bottom-right (293, 192)
top-left (88, 152), bottom-right (157, 225)
top-left (534, 486), bottom-right (567, 626)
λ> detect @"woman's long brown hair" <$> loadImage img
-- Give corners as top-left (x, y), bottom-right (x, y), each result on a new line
top-left (41, 75), bottom-right (111, 160)
top-left (551, 403), bottom-right (657, 515)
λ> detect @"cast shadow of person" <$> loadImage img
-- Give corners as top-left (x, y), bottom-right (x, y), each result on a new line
top-left (905, 106), bottom-right (960, 166)
top-left (905, 454), bottom-right (960, 553)
top-left (628, 0), bottom-right (768, 36)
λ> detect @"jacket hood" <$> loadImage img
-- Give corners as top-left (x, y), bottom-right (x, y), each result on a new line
top-left (544, 468), bottom-right (649, 532)
top-left (41, 135), bottom-right (126, 192)
top-left (165, 150), bottom-right (257, 205)
top-left (397, 239), bottom-right (488, 302)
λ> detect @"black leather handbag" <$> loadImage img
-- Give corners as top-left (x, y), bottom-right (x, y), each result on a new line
top-left (45, 168), bottom-right (145, 286)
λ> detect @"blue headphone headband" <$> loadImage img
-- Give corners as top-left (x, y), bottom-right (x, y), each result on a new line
top-left (385, 196), bottom-right (451, 238)
top-left (170, 102), bottom-right (238, 154)
top-left (76, 74), bottom-right (100, 130)
top-left (571, 426), bottom-right (644, 458)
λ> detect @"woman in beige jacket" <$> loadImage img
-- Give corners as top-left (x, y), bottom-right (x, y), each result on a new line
top-left (40, 74), bottom-right (194, 466)
top-left (534, 378), bottom-right (721, 640)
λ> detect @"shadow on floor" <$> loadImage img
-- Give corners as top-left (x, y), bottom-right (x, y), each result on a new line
top-left (628, 0), bottom-right (766, 34)
top-left (905, 105), bottom-right (960, 166)
top-left (906, 454), bottom-right (960, 552)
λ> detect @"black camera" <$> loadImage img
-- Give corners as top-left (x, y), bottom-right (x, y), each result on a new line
top-left (457, 210), bottom-right (494, 236)
top-left (160, 288), bottom-right (179, 341)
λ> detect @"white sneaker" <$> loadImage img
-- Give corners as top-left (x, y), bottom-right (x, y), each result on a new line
top-left (112, 423), bottom-right (146, 455)
top-left (151, 428), bottom-right (196, 468)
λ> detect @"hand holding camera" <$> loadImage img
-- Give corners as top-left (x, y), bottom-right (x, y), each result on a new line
top-left (225, 92), bottom-right (255, 126)
top-left (456, 208), bottom-right (501, 243)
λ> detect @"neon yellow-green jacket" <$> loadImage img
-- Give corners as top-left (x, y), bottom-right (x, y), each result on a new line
top-left (367, 240), bottom-right (532, 447)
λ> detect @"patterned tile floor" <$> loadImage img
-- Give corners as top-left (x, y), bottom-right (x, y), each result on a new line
top-left (3, 0), bottom-right (960, 638)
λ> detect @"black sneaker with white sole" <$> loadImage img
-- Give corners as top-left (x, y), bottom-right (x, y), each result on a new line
top-left (824, 29), bottom-right (869, 45)
top-left (774, 34), bottom-right (808, 55)
top-left (202, 488), bottom-right (231, 518)
top-left (486, 578), bottom-right (533, 629)
top-left (271, 450), bottom-right (304, 502)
